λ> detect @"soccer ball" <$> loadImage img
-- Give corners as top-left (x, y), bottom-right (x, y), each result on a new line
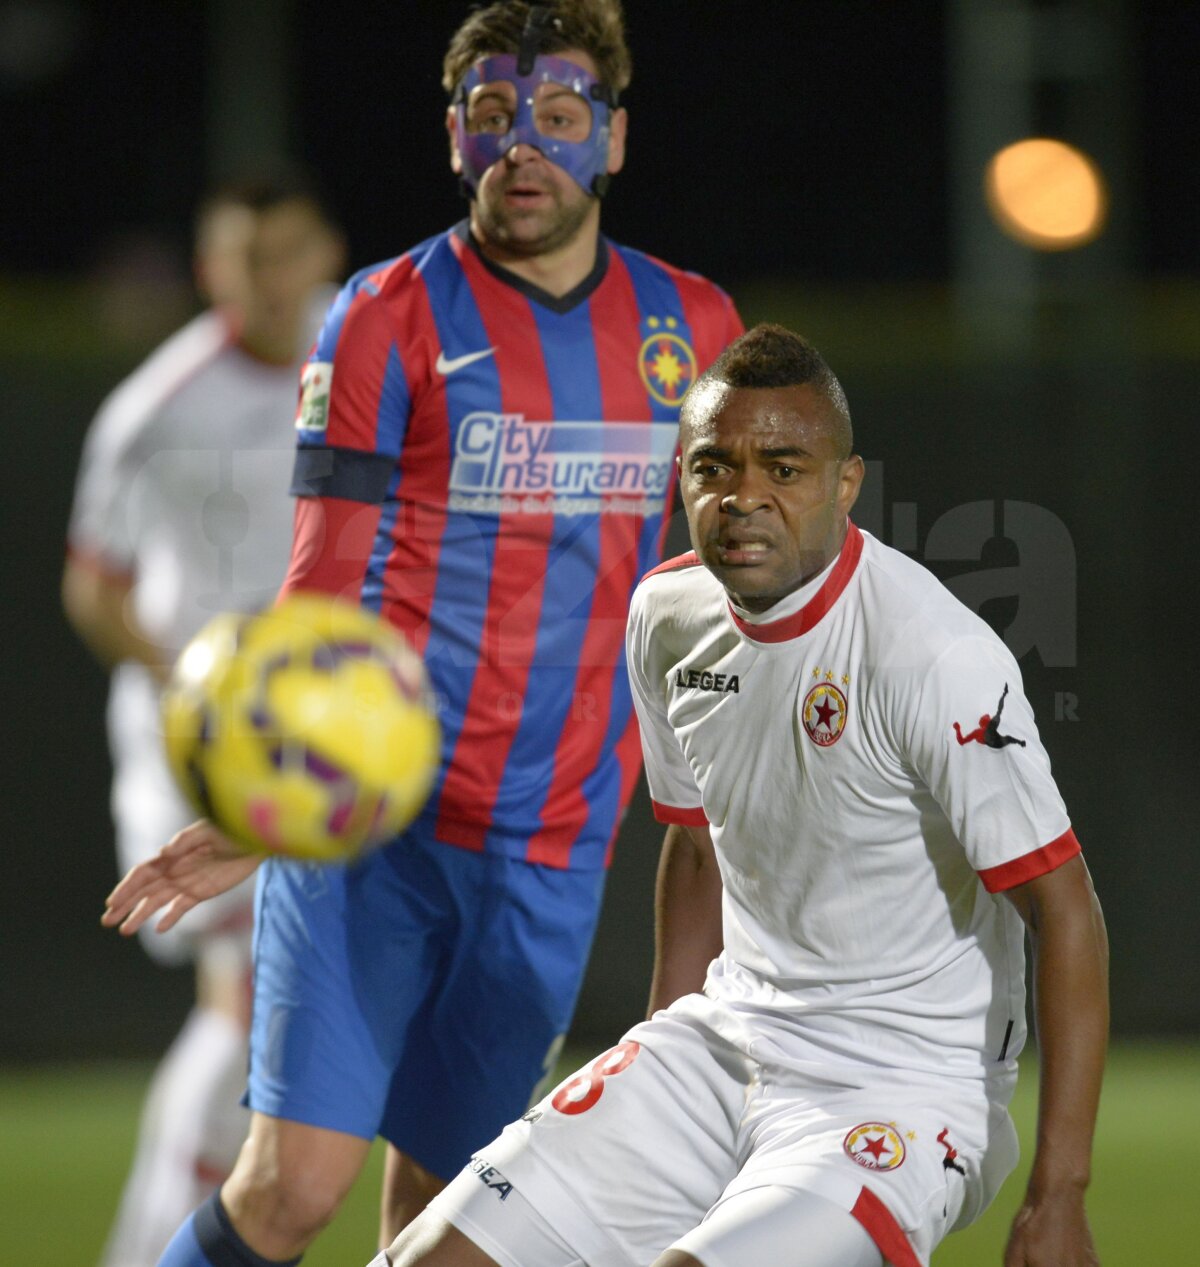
top-left (161, 594), bottom-right (440, 863)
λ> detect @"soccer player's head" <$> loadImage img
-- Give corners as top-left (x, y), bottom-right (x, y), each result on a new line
top-left (194, 172), bottom-right (345, 360)
top-left (678, 325), bottom-right (865, 613)
top-left (442, 2), bottom-right (630, 255)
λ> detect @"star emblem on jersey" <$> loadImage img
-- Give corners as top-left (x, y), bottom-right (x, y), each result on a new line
top-left (296, 361), bottom-right (333, 432)
top-left (844, 1122), bottom-right (907, 1171)
top-left (802, 674), bottom-right (849, 747)
top-left (638, 317), bottom-right (697, 407)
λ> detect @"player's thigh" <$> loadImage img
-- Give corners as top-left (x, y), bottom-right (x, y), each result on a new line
top-left (380, 850), bottom-right (607, 1178)
top-left (248, 844), bottom-right (455, 1139)
top-left (666, 1186), bottom-right (881, 1267)
top-left (408, 1175), bottom-right (586, 1267)
top-left (432, 1005), bottom-right (751, 1267)
top-left (732, 1080), bottom-right (1012, 1266)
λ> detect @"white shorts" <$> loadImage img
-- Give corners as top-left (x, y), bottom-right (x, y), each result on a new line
top-left (431, 995), bottom-right (1019, 1267)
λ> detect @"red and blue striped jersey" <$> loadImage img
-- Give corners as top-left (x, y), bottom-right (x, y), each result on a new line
top-left (283, 222), bottom-right (742, 869)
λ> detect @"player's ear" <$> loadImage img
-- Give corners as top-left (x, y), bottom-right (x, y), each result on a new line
top-left (605, 106), bottom-right (628, 176)
top-left (837, 455), bottom-right (865, 517)
top-left (446, 107), bottom-right (463, 174)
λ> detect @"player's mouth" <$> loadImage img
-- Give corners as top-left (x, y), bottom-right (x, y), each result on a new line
top-left (714, 536), bottom-right (773, 566)
top-left (502, 179), bottom-right (554, 208)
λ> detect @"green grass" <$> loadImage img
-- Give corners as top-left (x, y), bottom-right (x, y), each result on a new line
top-left (4, 1042), bottom-right (1196, 1264)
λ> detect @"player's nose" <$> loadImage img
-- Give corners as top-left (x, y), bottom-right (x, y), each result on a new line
top-left (721, 470), bottom-right (771, 515)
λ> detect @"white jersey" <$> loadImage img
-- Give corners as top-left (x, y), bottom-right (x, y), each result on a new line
top-left (627, 523), bottom-right (1080, 1084)
top-left (67, 304), bottom-right (328, 945)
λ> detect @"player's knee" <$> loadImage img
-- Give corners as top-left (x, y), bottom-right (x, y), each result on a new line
top-left (224, 1140), bottom-right (353, 1249)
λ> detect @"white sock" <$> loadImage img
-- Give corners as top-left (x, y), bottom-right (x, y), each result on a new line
top-left (100, 1007), bottom-right (249, 1267)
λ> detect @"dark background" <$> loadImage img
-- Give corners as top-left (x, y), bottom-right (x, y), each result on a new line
top-left (2, 0), bottom-right (1197, 1061)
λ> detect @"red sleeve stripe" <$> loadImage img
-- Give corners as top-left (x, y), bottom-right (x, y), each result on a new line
top-left (977, 828), bottom-right (1082, 893)
top-left (850, 1187), bottom-right (922, 1267)
top-left (651, 800), bottom-right (708, 826)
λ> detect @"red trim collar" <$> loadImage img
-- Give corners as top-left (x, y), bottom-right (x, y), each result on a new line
top-left (727, 522), bottom-right (863, 644)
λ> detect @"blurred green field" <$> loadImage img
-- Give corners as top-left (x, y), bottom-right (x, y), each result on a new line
top-left (5, 1042), bottom-right (1196, 1264)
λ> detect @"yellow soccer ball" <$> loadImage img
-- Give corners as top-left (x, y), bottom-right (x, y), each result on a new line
top-left (162, 594), bottom-right (440, 863)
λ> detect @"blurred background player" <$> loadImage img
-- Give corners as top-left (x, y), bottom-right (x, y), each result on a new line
top-left (64, 174), bottom-right (345, 1267)
top-left (103, 2), bottom-right (742, 1263)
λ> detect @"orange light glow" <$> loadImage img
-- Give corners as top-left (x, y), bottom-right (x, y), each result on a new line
top-left (985, 138), bottom-right (1108, 250)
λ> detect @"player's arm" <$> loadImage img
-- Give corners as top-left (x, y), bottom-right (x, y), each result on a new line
top-left (1001, 853), bottom-right (1108, 1267)
top-left (61, 555), bottom-right (172, 683)
top-left (647, 822), bottom-right (723, 1016)
top-left (102, 819), bottom-right (260, 937)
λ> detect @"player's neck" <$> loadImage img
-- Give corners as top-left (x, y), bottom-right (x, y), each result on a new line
top-left (236, 327), bottom-right (300, 368)
top-left (471, 208), bottom-right (603, 298)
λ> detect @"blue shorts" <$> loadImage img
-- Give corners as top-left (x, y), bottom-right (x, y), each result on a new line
top-left (246, 830), bottom-right (607, 1180)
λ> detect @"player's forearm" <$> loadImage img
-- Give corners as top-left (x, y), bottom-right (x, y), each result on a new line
top-left (62, 560), bottom-right (171, 680)
top-left (1023, 862), bottom-right (1109, 1196)
top-left (647, 823), bottom-right (723, 1016)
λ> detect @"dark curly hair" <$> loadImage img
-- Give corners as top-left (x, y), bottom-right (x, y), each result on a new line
top-left (689, 324), bottom-right (854, 456)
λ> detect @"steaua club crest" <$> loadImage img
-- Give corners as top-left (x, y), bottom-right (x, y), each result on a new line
top-left (844, 1122), bottom-right (907, 1172)
top-left (638, 317), bottom-right (697, 407)
top-left (802, 674), bottom-right (849, 747)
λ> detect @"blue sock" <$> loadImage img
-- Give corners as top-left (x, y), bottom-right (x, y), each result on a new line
top-left (157, 1192), bottom-right (302, 1266)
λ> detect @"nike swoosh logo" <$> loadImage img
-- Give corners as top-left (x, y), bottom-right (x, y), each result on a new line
top-left (436, 346), bottom-right (496, 375)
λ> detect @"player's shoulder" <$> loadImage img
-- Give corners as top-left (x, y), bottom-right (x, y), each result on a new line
top-left (607, 240), bottom-right (735, 309)
top-left (86, 309), bottom-right (232, 447)
top-left (317, 228), bottom-right (460, 349)
top-left (855, 530), bottom-right (1015, 670)
top-left (632, 550), bottom-right (721, 623)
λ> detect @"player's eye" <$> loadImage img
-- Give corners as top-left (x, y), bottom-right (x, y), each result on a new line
top-left (480, 111), bottom-right (511, 132)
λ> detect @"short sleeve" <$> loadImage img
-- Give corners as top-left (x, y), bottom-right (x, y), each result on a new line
top-left (290, 274), bottom-right (410, 505)
top-left (905, 635), bottom-right (1078, 891)
top-left (626, 585), bottom-right (707, 825)
top-left (66, 393), bottom-right (142, 575)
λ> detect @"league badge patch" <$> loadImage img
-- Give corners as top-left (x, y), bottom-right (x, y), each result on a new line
top-left (638, 316), bottom-right (697, 407)
top-left (296, 362), bottom-right (333, 432)
top-left (844, 1122), bottom-right (907, 1171)
top-left (802, 671), bottom-right (849, 747)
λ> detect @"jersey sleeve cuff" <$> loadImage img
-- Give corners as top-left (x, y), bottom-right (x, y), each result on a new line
top-left (65, 541), bottom-right (135, 583)
top-left (651, 799), bottom-right (709, 826)
top-left (977, 827), bottom-right (1081, 893)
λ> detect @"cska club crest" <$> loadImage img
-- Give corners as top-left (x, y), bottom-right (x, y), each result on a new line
top-left (638, 316), bottom-right (697, 407)
top-left (802, 669), bottom-right (849, 747)
top-left (844, 1122), bottom-right (907, 1171)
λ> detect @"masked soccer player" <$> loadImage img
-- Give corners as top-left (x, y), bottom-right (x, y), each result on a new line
top-left (103, 3), bottom-right (743, 1263)
top-left (64, 176), bottom-right (344, 1267)
top-left (376, 325), bottom-right (1108, 1267)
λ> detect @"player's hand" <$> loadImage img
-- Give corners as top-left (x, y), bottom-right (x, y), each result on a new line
top-left (101, 819), bottom-right (262, 937)
top-left (1003, 1189), bottom-right (1100, 1266)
